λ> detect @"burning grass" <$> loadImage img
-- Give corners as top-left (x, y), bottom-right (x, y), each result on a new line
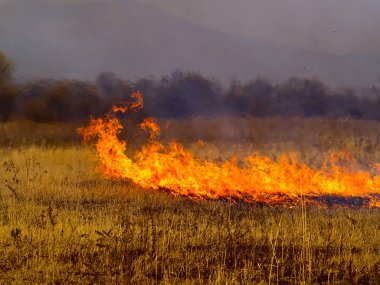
top-left (0, 147), bottom-right (379, 284)
top-left (0, 110), bottom-right (380, 283)
top-left (77, 93), bottom-right (380, 208)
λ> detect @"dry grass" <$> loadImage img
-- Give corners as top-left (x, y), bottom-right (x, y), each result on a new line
top-left (2, 117), bottom-right (380, 161)
top-left (162, 117), bottom-right (380, 166)
top-left (0, 120), bottom-right (82, 148)
top-left (0, 118), bottom-right (379, 284)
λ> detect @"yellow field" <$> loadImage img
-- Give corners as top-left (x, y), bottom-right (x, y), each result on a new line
top-left (0, 118), bottom-right (379, 284)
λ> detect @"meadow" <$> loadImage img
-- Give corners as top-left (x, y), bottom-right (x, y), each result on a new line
top-left (0, 117), bottom-right (379, 284)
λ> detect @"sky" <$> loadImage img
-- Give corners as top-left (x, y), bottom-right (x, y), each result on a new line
top-left (136, 0), bottom-right (380, 55)
top-left (0, 0), bottom-right (379, 86)
top-left (2, 0), bottom-right (380, 54)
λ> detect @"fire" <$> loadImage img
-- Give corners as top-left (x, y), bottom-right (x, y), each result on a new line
top-left (78, 92), bottom-right (380, 207)
top-left (140, 117), bottom-right (161, 139)
top-left (111, 91), bottom-right (143, 113)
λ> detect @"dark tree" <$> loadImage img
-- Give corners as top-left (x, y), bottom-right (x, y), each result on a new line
top-left (0, 52), bottom-right (17, 121)
top-left (154, 71), bottom-right (221, 118)
top-left (225, 78), bottom-right (274, 117)
top-left (20, 80), bottom-right (102, 122)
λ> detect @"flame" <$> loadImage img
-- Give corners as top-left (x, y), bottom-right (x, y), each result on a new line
top-left (78, 92), bottom-right (380, 208)
top-left (140, 117), bottom-right (161, 139)
top-left (111, 91), bottom-right (143, 113)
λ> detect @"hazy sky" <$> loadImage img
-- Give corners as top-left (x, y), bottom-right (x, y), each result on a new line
top-left (0, 0), bottom-right (379, 86)
top-left (1, 0), bottom-right (379, 55)
top-left (136, 0), bottom-right (380, 54)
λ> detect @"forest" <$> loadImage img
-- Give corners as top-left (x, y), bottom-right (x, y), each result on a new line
top-left (1, 51), bottom-right (380, 122)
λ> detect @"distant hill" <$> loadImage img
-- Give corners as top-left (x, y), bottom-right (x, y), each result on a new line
top-left (0, 0), bottom-right (379, 87)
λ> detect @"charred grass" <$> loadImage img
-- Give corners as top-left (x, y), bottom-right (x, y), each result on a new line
top-left (0, 118), bottom-right (380, 284)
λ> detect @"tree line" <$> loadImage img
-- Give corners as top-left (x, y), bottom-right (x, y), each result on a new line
top-left (1, 51), bottom-right (380, 122)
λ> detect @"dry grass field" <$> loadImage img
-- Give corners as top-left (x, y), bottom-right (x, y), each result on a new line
top-left (0, 117), bottom-right (379, 284)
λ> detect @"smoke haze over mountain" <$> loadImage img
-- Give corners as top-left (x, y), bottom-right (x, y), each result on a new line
top-left (0, 0), bottom-right (379, 86)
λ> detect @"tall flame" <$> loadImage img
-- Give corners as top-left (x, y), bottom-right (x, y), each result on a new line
top-left (78, 92), bottom-right (380, 207)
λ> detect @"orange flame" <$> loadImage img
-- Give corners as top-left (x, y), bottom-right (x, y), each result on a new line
top-left (78, 92), bottom-right (380, 208)
top-left (111, 91), bottom-right (143, 113)
top-left (140, 117), bottom-right (161, 139)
